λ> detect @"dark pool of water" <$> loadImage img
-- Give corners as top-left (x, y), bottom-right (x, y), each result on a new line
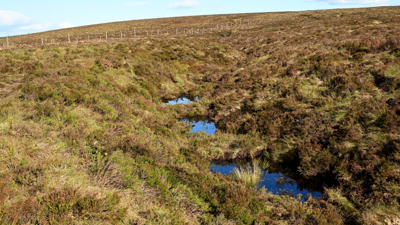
top-left (210, 164), bottom-right (322, 199)
top-left (164, 97), bottom-right (199, 105)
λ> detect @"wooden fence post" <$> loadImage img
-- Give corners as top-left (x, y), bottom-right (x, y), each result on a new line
top-left (176, 28), bottom-right (178, 35)
top-left (7, 36), bottom-right (9, 47)
top-left (121, 31), bottom-right (123, 38)
top-left (68, 33), bottom-right (70, 43)
top-left (41, 35), bottom-right (43, 44)
top-left (134, 29), bottom-right (136, 37)
top-left (106, 32), bottom-right (108, 40)
top-left (157, 29), bottom-right (159, 35)
top-left (88, 34), bottom-right (90, 41)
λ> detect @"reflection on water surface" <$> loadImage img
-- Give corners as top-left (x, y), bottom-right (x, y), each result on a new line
top-left (210, 163), bottom-right (322, 199)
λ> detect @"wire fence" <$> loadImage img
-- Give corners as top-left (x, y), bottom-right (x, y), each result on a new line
top-left (0, 14), bottom-right (299, 49)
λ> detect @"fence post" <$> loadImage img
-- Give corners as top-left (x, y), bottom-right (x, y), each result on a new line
top-left (106, 31), bottom-right (108, 40)
top-left (217, 24), bottom-right (219, 29)
top-left (88, 34), bottom-right (90, 41)
top-left (7, 36), bottom-right (9, 47)
top-left (134, 29), bottom-right (136, 37)
top-left (68, 33), bottom-right (70, 43)
top-left (41, 35), bottom-right (43, 44)
top-left (176, 28), bottom-right (178, 35)
top-left (121, 31), bottom-right (122, 38)
top-left (157, 29), bottom-right (159, 35)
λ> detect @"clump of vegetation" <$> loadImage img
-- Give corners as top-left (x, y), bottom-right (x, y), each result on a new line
top-left (233, 161), bottom-right (263, 187)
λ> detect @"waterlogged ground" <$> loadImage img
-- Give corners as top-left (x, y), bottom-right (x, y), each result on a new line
top-left (165, 97), bottom-right (216, 134)
top-left (2, 6), bottom-right (400, 224)
top-left (167, 98), bottom-right (319, 197)
top-left (210, 164), bottom-right (322, 199)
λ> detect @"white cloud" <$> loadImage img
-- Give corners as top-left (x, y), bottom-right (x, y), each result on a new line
top-left (307, 0), bottom-right (389, 4)
top-left (0, 10), bottom-right (30, 26)
top-left (124, 2), bottom-right (149, 6)
top-left (168, 0), bottom-right (201, 9)
top-left (59, 22), bottom-right (72, 28)
top-left (19, 23), bottom-right (53, 31)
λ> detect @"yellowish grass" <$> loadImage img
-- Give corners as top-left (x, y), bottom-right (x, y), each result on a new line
top-left (233, 160), bottom-right (263, 187)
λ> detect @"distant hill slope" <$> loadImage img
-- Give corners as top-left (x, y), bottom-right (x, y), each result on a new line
top-left (2, 6), bottom-right (399, 47)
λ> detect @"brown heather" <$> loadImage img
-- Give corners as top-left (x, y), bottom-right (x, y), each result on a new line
top-left (0, 6), bottom-right (400, 224)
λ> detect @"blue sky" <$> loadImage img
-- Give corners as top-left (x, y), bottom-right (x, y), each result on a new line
top-left (1, 0), bottom-right (399, 36)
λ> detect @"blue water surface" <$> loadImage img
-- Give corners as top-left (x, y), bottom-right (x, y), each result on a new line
top-left (183, 119), bottom-right (216, 134)
top-left (210, 164), bottom-right (321, 199)
top-left (165, 97), bottom-right (199, 105)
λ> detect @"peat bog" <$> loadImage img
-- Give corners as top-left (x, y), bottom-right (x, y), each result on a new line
top-left (1, 6), bottom-right (400, 225)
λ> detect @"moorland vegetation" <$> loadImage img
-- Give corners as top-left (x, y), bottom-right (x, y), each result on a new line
top-left (1, 6), bottom-right (400, 224)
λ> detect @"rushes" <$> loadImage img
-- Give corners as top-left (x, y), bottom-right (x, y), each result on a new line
top-left (233, 160), bottom-right (263, 187)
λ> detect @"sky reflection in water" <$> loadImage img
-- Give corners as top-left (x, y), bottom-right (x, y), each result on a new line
top-left (210, 164), bottom-right (322, 199)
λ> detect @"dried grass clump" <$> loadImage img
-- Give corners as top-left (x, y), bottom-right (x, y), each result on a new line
top-left (233, 161), bottom-right (263, 187)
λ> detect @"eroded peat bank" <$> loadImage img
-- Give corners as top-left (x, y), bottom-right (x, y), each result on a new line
top-left (1, 6), bottom-right (400, 224)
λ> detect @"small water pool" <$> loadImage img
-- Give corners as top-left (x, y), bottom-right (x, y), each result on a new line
top-left (182, 117), bottom-right (216, 134)
top-left (164, 97), bottom-right (199, 105)
top-left (165, 97), bottom-right (216, 134)
top-left (210, 163), bottom-right (322, 199)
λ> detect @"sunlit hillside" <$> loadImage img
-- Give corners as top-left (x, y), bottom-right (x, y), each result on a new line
top-left (1, 6), bottom-right (400, 224)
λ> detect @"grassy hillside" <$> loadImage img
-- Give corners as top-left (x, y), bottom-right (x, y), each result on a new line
top-left (1, 6), bottom-right (400, 224)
